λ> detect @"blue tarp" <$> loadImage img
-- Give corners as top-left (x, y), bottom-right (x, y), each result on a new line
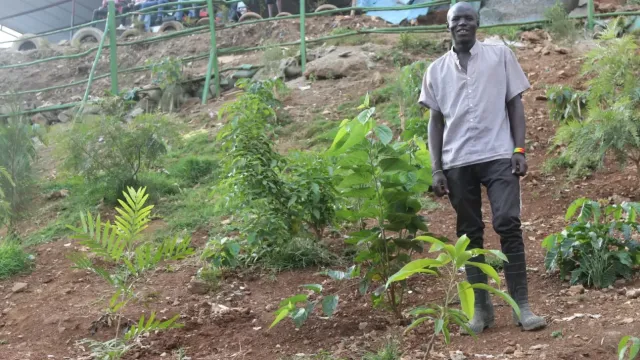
top-left (357, 0), bottom-right (434, 25)
top-left (357, 0), bottom-right (480, 25)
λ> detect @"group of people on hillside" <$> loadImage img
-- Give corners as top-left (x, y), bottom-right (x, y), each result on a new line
top-left (92, 0), bottom-right (281, 32)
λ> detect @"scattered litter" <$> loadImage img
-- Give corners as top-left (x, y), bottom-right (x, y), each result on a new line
top-left (555, 313), bottom-right (602, 322)
top-left (298, 85), bottom-right (311, 91)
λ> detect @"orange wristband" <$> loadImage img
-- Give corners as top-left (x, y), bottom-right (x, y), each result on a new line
top-left (514, 147), bottom-right (525, 155)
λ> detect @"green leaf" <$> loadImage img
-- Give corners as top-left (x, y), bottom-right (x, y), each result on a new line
top-left (457, 281), bottom-right (475, 320)
top-left (278, 294), bottom-right (308, 307)
top-left (374, 125), bottom-right (393, 145)
top-left (619, 336), bottom-right (630, 360)
top-left (466, 261), bottom-right (501, 286)
top-left (434, 318), bottom-right (444, 335)
top-left (301, 284), bottom-right (323, 294)
top-left (322, 295), bottom-right (339, 317)
top-left (269, 308), bottom-right (290, 329)
top-left (449, 311), bottom-right (477, 340)
top-left (454, 235), bottom-right (471, 256)
top-left (386, 259), bottom-right (440, 286)
top-left (403, 316), bottom-right (430, 334)
top-left (471, 283), bottom-right (520, 319)
top-left (291, 308), bottom-right (308, 328)
top-left (443, 324), bottom-right (451, 344)
top-left (338, 173), bottom-right (372, 188)
top-left (565, 198), bottom-right (587, 220)
top-left (409, 307), bottom-right (438, 316)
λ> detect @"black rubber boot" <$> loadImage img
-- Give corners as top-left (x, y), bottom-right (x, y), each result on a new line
top-left (504, 252), bottom-right (546, 331)
top-left (461, 255), bottom-right (495, 335)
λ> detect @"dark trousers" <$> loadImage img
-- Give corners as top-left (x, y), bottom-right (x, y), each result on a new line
top-left (444, 158), bottom-right (524, 256)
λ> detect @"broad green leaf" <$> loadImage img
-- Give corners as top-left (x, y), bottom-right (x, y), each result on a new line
top-left (386, 268), bottom-right (437, 286)
top-left (409, 307), bottom-right (438, 316)
top-left (443, 324), bottom-right (451, 344)
top-left (457, 281), bottom-right (475, 320)
top-left (565, 197), bottom-right (587, 220)
top-left (433, 318), bottom-right (444, 336)
top-left (466, 261), bottom-right (501, 286)
top-left (301, 284), bottom-right (323, 294)
top-left (278, 294), bottom-right (308, 307)
top-left (374, 125), bottom-right (393, 145)
top-left (291, 308), bottom-right (308, 328)
top-left (471, 283), bottom-right (520, 319)
top-left (449, 311), bottom-right (477, 340)
top-left (470, 248), bottom-right (509, 263)
top-left (338, 173), bottom-right (372, 188)
top-left (269, 308), bottom-right (290, 329)
top-left (386, 259), bottom-right (440, 286)
top-left (357, 107), bottom-right (376, 125)
top-left (322, 295), bottom-right (339, 317)
top-left (619, 336), bottom-right (630, 360)
top-left (404, 316), bottom-right (430, 334)
top-left (454, 235), bottom-right (471, 256)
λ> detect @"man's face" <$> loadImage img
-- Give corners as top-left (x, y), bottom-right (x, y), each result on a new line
top-left (447, 5), bottom-right (478, 44)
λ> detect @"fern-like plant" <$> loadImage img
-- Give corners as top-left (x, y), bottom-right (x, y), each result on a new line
top-left (68, 187), bottom-right (192, 358)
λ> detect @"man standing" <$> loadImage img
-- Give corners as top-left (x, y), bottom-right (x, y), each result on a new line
top-left (418, 2), bottom-right (546, 333)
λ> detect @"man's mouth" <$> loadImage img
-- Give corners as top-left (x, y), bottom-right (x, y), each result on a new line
top-left (457, 29), bottom-right (470, 35)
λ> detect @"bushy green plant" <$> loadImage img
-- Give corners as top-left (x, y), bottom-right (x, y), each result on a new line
top-left (619, 336), bottom-right (640, 360)
top-left (327, 27), bottom-right (367, 46)
top-left (69, 187), bottom-right (188, 359)
top-left (544, 1), bottom-right (579, 43)
top-left (269, 96), bottom-right (433, 325)
top-left (393, 60), bottom-right (429, 139)
top-left (0, 106), bottom-right (41, 232)
top-left (168, 155), bottom-right (218, 186)
top-left (542, 198), bottom-right (640, 288)
top-left (396, 33), bottom-right (438, 54)
top-left (283, 151), bottom-right (337, 240)
top-left (551, 33), bottom-right (640, 179)
top-left (235, 78), bottom-right (289, 125)
top-left (0, 240), bottom-right (32, 279)
top-left (147, 57), bottom-right (183, 90)
top-left (63, 113), bottom-right (180, 203)
top-left (546, 85), bottom-right (587, 124)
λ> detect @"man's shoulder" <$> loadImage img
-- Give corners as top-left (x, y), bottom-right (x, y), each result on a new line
top-left (426, 52), bottom-right (452, 76)
top-left (479, 41), bottom-right (514, 57)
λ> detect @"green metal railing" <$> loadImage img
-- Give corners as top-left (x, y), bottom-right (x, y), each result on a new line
top-left (0, 0), bottom-right (635, 116)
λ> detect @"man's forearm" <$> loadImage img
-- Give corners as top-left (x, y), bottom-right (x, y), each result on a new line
top-left (428, 110), bottom-right (445, 171)
top-left (507, 95), bottom-right (526, 149)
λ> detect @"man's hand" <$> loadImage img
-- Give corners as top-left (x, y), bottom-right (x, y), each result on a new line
top-left (511, 153), bottom-right (528, 176)
top-left (432, 171), bottom-right (450, 197)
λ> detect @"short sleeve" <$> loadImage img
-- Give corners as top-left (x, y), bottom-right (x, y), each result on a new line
top-left (418, 66), bottom-right (440, 112)
top-left (504, 47), bottom-right (530, 102)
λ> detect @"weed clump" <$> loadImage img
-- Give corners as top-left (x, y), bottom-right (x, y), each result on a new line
top-left (0, 240), bottom-right (32, 279)
top-left (544, 2), bottom-right (579, 43)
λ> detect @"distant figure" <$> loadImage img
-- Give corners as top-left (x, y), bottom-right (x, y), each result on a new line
top-left (139, 0), bottom-right (169, 31)
top-left (175, 0), bottom-right (200, 21)
top-left (267, 0), bottom-right (282, 17)
top-left (92, 0), bottom-right (125, 25)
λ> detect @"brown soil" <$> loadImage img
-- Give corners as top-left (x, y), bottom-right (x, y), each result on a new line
top-left (1, 13), bottom-right (640, 360)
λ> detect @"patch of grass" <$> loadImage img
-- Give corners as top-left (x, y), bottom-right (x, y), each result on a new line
top-left (165, 155), bottom-right (219, 186)
top-left (480, 26), bottom-right (521, 42)
top-left (0, 240), bottom-right (32, 279)
top-left (363, 340), bottom-right (402, 360)
top-left (327, 27), bottom-right (368, 46)
top-left (485, 253), bottom-right (504, 272)
top-left (157, 185), bottom-right (221, 232)
top-left (263, 237), bottom-right (339, 271)
top-left (544, 2), bottom-right (579, 43)
top-left (395, 33), bottom-right (439, 54)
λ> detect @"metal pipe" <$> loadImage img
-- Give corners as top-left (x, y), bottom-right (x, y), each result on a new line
top-left (107, 0), bottom-right (119, 95)
top-left (70, 0), bottom-right (76, 41)
top-left (300, 0), bottom-right (306, 74)
top-left (76, 20), bottom-right (110, 118)
top-left (587, 0), bottom-right (595, 29)
top-left (201, 0), bottom-right (220, 103)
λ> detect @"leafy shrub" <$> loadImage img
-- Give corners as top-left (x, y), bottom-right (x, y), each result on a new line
top-left (551, 33), bottom-right (640, 179)
top-left (327, 27), bottom-right (367, 46)
top-left (168, 155), bottom-right (218, 186)
top-left (0, 240), bottom-right (32, 279)
top-left (542, 198), bottom-right (640, 288)
top-left (544, 2), bottom-right (579, 43)
top-left (63, 113), bottom-right (180, 204)
top-left (546, 85), bottom-right (587, 124)
top-left (147, 57), bottom-right (183, 90)
top-left (619, 336), bottom-right (640, 360)
top-left (283, 151), bottom-right (337, 240)
top-left (263, 237), bottom-right (338, 271)
top-left (235, 78), bottom-right (289, 125)
top-left (0, 106), bottom-right (40, 232)
top-left (396, 33), bottom-right (438, 54)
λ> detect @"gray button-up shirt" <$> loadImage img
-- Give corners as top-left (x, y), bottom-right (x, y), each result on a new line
top-left (418, 41), bottom-right (530, 170)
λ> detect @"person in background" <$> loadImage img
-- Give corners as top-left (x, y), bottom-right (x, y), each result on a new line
top-left (92, 0), bottom-right (124, 25)
top-left (175, 0), bottom-right (199, 21)
top-left (267, 0), bottom-right (282, 17)
top-left (140, 0), bottom-right (169, 31)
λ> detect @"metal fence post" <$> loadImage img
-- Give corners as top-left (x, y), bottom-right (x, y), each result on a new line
top-left (202, 0), bottom-right (220, 103)
top-left (107, 0), bottom-right (119, 95)
top-left (300, 0), bottom-right (306, 74)
top-left (587, 0), bottom-right (595, 30)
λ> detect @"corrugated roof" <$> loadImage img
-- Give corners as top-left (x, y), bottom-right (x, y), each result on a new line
top-left (0, 0), bottom-right (103, 43)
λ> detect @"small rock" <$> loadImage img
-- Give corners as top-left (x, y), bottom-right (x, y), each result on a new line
top-left (621, 318), bottom-right (634, 324)
top-left (265, 304), bottom-right (275, 312)
top-left (370, 71), bottom-right (384, 86)
top-left (626, 289), bottom-right (640, 299)
top-left (568, 285), bottom-right (585, 296)
top-left (530, 344), bottom-right (549, 351)
top-left (2, 308), bottom-right (10, 315)
top-left (449, 350), bottom-right (466, 360)
top-left (358, 322), bottom-right (368, 331)
top-left (513, 350), bottom-right (526, 358)
top-left (46, 189), bottom-right (69, 201)
top-left (172, 300), bottom-right (180, 306)
top-left (533, 46), bottom-right (543, 53)
top-left (554, 46), bottom-right (569, 54)
top-left (504, 346), bottom-right (516, 354)
top-left (535, 95), bottom-right (548, 101)
top-left (11, 283), bottom-right (28, 293)
top-left (615, 279), bottom-right (628, 287)
top-left (188, 279), bottom-right (210, 295)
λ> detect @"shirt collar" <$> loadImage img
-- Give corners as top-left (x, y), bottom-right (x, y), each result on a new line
top-left (450, 40), bottom-right (481, 56)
